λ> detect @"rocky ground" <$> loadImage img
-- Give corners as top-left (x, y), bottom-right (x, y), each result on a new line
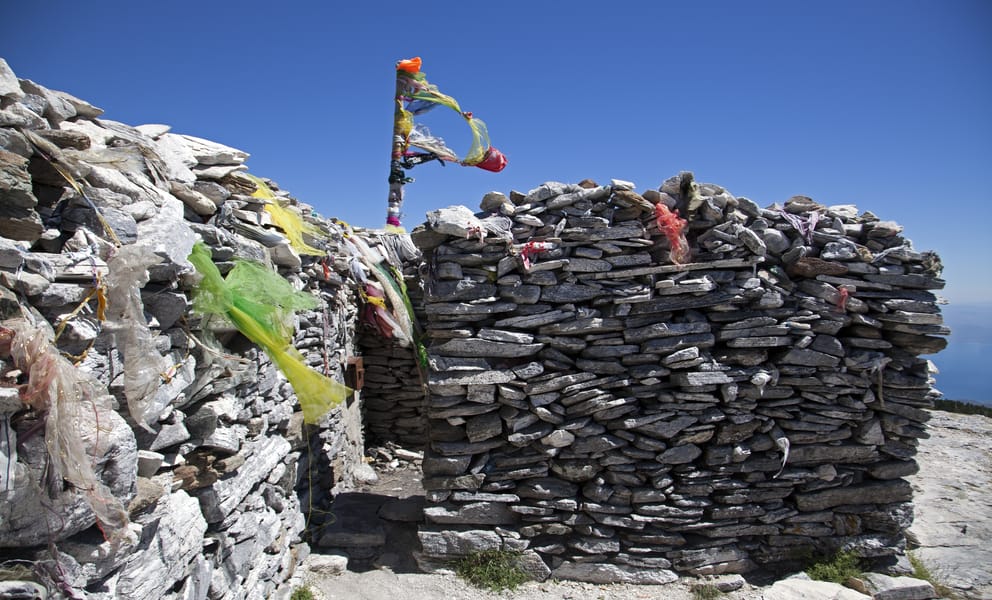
top-left (289, 410), bottom-right (992, 599)
top-left (907, 410), bottom-right (992, 599)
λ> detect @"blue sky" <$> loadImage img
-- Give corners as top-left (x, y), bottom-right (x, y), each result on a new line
top-left (2, 1), bottom-right (990, 307)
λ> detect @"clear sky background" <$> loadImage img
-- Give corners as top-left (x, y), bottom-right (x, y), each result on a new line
top-left (2, 1), bottom-right (990, 399)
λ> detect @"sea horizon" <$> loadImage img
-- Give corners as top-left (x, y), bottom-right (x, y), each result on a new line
top-left (931, 300), bottom-right (992, 407)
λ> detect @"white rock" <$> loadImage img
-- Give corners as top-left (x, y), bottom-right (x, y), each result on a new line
top-left (177, 134), bottom-right (249, 165)
top-left (353, 462), bottom-right (378, 484)
top-left (306, 553), bottom-right (348, 576)
top-left (136, 193), bottom-right (197, 273)
top-left (154, 133), bottom-right (199, 185)
top-left (856, 573), bottom-right (936, 600)
top-left (135, 124), bottom-right (171, 139)
top-left (764, 578), bottom-right (871, 600)
top-left (551, 561), bottom-right (678, 584)
top-left (116, 491), bottom-right (209, 600)
top-left (0, 58), bottom-right (24, 98)
top-left (426, 205), bottom-right (484, 238)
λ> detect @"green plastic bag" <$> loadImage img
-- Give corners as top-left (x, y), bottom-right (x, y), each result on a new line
top-left (188, 242), bottom-right (350, 423)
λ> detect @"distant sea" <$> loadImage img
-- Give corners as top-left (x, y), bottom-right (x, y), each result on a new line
top-left (931, 302), bottom-right (992, 407)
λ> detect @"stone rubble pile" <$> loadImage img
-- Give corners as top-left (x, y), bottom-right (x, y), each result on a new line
top-left (411, 174), bottom-right (947, 582)
top-left (0, 58), bottom-right (372, 599)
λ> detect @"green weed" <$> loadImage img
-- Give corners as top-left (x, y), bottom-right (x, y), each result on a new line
top-left (805, 550), bottom-right (864, 584)
top-left (908, 551), bottom-right (957, 599)
top-left (290, 585), bottom-right (314, 600)
top-left (691, 583), bottom-right (724, 600)
top-left (454, 549), bottom-right (529, 591)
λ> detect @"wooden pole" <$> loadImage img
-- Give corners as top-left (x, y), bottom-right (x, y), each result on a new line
top-left (386, 68), bottom-right (408, 230)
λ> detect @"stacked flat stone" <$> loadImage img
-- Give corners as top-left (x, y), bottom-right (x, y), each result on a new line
top-left (0, 59), bottom-right (368, 600)
top-left (411, 175), bottom-right (946, 582)
top-left (359, 333), bottom-right (428, 446)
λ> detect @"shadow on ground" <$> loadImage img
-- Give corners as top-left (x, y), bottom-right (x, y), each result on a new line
top-left (312, 489), bottom-right (426, 573)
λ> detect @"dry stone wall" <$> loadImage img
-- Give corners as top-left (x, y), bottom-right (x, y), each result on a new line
top-left (411, 176), bottom-right (947, 583)
top-left (0, 58), bottom-right (372, 599)
top-left (358, 264), bottom-right (428, 447)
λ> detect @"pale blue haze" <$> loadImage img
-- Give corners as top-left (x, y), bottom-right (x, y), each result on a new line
top-left (1, 1), bottom-right (989, 402)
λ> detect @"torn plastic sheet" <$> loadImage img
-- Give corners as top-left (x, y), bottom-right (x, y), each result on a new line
top-left (0, 318), bottom-right (132, 546)
top-left (187, 241), bottom-right (351, 424)
top-left (246, 174), bottom-right (327, 256)
top-left (103, 243), bottom-right (174, 430)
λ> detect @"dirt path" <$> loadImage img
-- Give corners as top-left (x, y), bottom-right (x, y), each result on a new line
top-left (308, 569), bottom-right (764, 600)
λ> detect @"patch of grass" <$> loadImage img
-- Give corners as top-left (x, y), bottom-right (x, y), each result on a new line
top-left (290, 585), bottom-right (314, 600)
top-left (691, 583), bottom-right (724, 600)
top-left (454, 549), bottom-right (529, 591)
top-left (908, 552), bottom-right (957, 599)
top-left (805, 550), bottom-right (864, 584)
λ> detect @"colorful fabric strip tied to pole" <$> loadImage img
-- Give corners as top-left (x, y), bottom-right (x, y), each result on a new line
top-left (386, 56), bottom-right (507, 231)
top-left (187, 242), bottom-right (351, 424)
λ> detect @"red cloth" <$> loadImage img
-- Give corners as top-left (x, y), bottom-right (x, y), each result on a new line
top-left (475, 147), bottom-right (507, 172)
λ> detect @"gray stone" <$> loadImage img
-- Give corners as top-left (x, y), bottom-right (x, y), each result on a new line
top-left (424, 502), bottom-right (516, 524)
top-left (551, 561), bottom-right (678, 584)
top-left (0, 58), bottom-right (23, 99)
top-left (194, 436), bottom-right (290, 522)
top-left (423, 473), bottom-right (485, 490)
top-left (428, 369), bottom-right (515, 386)
top-left (541, 283), bottom-right (603, 303)
top-left (788, 444), bottom-right (878, 466)
top-left (115, 491), bottom-right (208, 600)
top-left (433, 338), bottom-right (544, 358)
top-left (868, 460), bottom-right (919, 480)
top-left (764, 578), bottom-right (871, 600)
top-left (136, 450), bottom-right (164, 478)
top-left (853, 573), bottom-right (936, 600)
top-left (516, 477), bottom-right (579, 499)
top-left (572, 433), bottom-right (627, 453)
top-left (550, 460), bottom-right (600, 482)
top-left (780, 347), bottom-right (841, 367)
top-left (306, 553), bottom-right (348, 576)
top-left (658, 443), bottom-right (702, 464)
top-left (0, 150), bottom-right (36, 210)
top-left (634, 415), bottom-right (699, 440)
top-left (0, 103), bottom-right (46, 129)
top-left (794, 480), bottom-right (913, 511)
top-left (419, 529), bottom-right (501, 556)
top-left (466, 412), bottom-right (503, 442)
top-left (541, 429), bottom-right (575, 448)
top-left (426, 280), bottom-right (497, 302)
top-left (515, 550), bottom-right (552, 582)
top-left (0, 580), bottom-right (46, 599)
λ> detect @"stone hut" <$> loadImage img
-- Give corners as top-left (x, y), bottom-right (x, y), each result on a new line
top-left (0, 57), bottom-right (947, 597)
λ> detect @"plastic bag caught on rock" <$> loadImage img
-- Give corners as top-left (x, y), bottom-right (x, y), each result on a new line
top-left (104, 244), bottom-right (173, 430)
top-left (187, 242), bottom-right (350, 423)
top-left (655, 203), bottom-right (691, 265)
top-left (247, 174), bottom-right (327, 257)
top-left (1, 318), bottom-right (132, 546)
